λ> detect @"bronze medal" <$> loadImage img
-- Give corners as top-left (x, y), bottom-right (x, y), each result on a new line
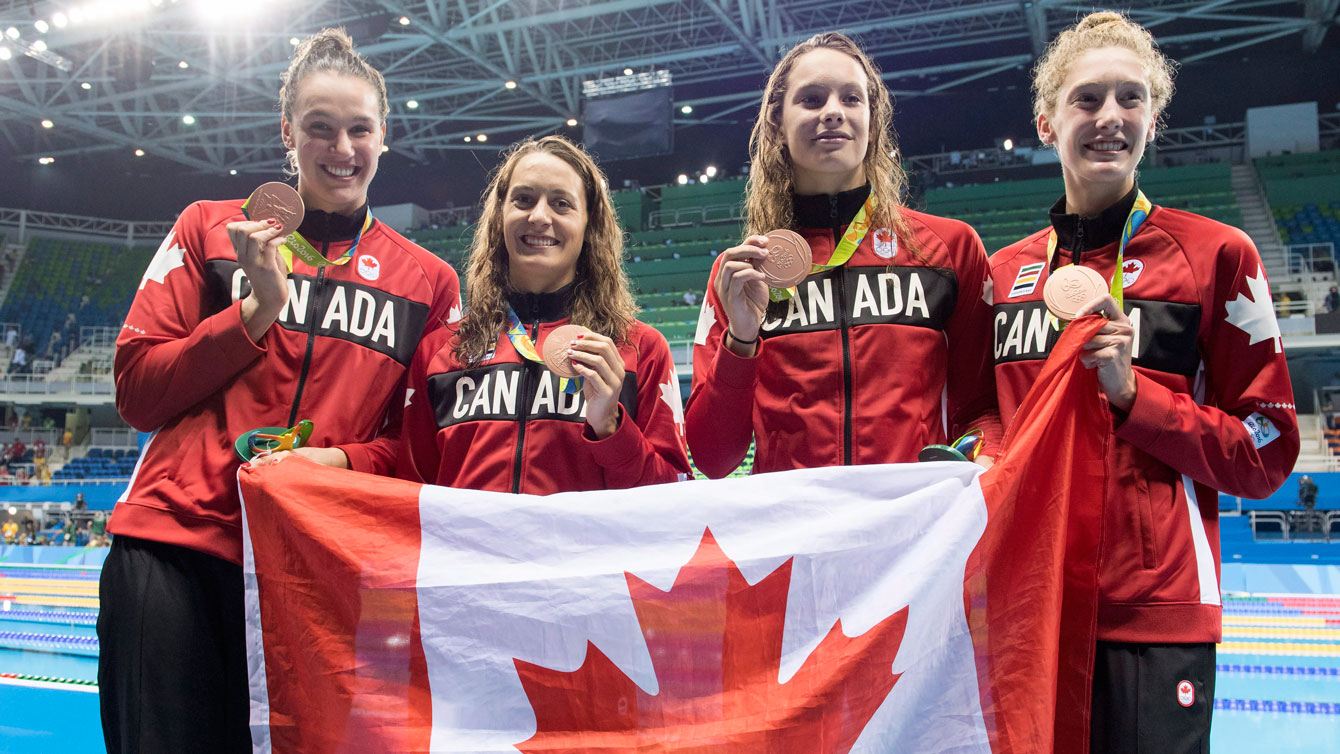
top-left (542, 324), bottom-right (591, 379)
top-left (1043, 264), bottom-right (1107, 321)
top-left (248, 182), bottom-right (304, 231)
top-left (759, 230), bottom-right (813, 289)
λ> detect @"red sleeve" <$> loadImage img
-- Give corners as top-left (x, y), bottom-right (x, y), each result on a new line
top-left (337, 257), bottom-right (461, 476)
top-left (397, 328), bottom-right (453, 484)
top-left (684, 256), bottom-right (759, 479)
top-left (113, 202), bottom-right (265, 431)
top-left (1115, 228), bottom-right (1298, 500)
top-left (939, 223), bottom-right (1004, 454)
top-left (587, 327), bottom-right (692, 488)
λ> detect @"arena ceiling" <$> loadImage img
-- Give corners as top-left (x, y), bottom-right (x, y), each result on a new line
top-left (0, 0), bottom-right (1334, 175)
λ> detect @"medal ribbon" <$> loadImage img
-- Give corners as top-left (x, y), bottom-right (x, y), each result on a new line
top-left (241, 195), bottom-right (374, 272)
top-left (1044, 190), bottom-right (1151, 329)
top-left (769, 194), bottom-right (878, 302)
top-left (505, 309), bottom-right (582, 394)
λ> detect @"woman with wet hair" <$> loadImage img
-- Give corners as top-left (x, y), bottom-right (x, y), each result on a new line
top-left (101, 28), bottom-right (459, 752)
top-left (990, 12), bottom-right (1296, 751)
top-left (685, 32), bottom-right (1001, 477)
top-left (401, 135), bottom-right (690, 492)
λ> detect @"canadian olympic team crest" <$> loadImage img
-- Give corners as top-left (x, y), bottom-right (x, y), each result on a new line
top-left (873, 227), bottom-right (897, 259)
top-left (357, 254), bottom-right (380, 281)
top-left (1122, 259), bottom-right (1144, 287)
top-left (1177, 680), bottom-right (1195, 707)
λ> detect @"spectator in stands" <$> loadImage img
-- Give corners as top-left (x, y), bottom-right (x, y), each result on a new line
top-left (89, 511), bottom-right (107, 546)
top-left (1, 518), bottom-right (15, 543)
top-left (686, 32), bottom-right (1001, 478)
top-left (681, 290), bottom-right (698, 307)
top-left (4, 328), bottom-right (14, 348)
top-left (8, 436), bottom-right (24, 466)
top-left (1325, 286), bottom-right (1339, 313)
top-left (1297, 474), bottom-right (1319, 534)
top-left (99, 28), bottom-right (461, 754)
top-left (988, 13), bottom-right (1298, 754)
top-left (381, 135), bottom-right (690, 492)
top-left (8, 343), bottom-right (25, 374)
top-left (73, 491), bottom-right (86, 512)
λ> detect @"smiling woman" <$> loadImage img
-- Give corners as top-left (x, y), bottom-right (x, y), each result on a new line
top-left (398, 135), bottom-right (691, 494)
top-left (101, 26), bottom-right (461, 754)
top-left (988, 12), bottom-right (1298, 754)
top-left (684, 32), bottom-right (1003, 479)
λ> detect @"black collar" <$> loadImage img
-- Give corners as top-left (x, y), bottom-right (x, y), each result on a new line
top-left (506, 281), bottom-right (576, 323)
top-left (1048, 186), bottom-right (1138, 254)
top-left (296, 204), bottom-right (369, 243)
top-left (792, 183), bottom-right (871, 229)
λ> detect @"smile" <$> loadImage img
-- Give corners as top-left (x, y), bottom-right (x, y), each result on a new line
top-left (1086, 141), bottom-right (1127, 152)
top-left (322, 164), bottom-right (358, 178)
top-left (521, 234), bottom-right (559, 247)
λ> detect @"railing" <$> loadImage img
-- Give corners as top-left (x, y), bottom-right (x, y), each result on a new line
top-left (1287, 242), bottom-right (1337, 275)
top-left (648, 203), bottom-right (744, 229)
top-left (1274, 299), bottom-right (1316, 317)
top-left (89, 428), bottom-right (137, 447)
top-left (0, 374), bottom-right (114, 395)
top-left (0, 207), bottom-right (172, 245)
top-left (78, 327), bottom-right (119, 350)
top-left (1248, 509), bottom-right (1340, 541)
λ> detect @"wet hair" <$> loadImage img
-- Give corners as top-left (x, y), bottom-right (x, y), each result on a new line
top-left (453, 135), bottom-right (638, 366)
top-left (279, 28), bottom-right (389, 173)
top-left (1032, 11), bottom-right (1176, 123)
top-left (744, 32), bottom-right (913, 249)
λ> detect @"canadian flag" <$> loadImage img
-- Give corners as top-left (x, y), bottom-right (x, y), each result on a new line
top-left (240, 318), bottom-right (1109, 754)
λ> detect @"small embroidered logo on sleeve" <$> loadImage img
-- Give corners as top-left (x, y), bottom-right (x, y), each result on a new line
top-left (1009, 262), bottom-right (1046, 298)
top-left (1242, 412), bottom-right (1281, 449)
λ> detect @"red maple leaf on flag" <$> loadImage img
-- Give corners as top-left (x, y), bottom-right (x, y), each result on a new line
top-left (513, 528), bottom-right (910, 752)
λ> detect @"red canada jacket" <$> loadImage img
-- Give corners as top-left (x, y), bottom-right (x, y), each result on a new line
top-left (686, 188), bottom-right (1002, 478)
top-left (991, 200), bottom-right (1298, 643)
top-left (402, 312), bottom-right (691, 493)
top-left (112, 199), bottom-right (460, 564)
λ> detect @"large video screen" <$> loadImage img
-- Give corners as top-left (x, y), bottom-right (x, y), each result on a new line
top-left (582, 88), bottom-right (674, 161)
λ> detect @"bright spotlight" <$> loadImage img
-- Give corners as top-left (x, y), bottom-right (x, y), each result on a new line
top-left (406, 99), bottom-right (419, 109)
top-left (565, 118), bottom-right (577, 127)
top-left (289, 37), bottom-right (300, 46)
top-left (680, 105), bottom-right (693, 114)
top-left (623, 67), bottom-right (633, 75)
top-left (398, 16), bottom-right (410, 25)
top-left (0, 48), bottom-right (11, 62)
top-left (38, 156), bottom-right (54, 165)
top-left (134, 148), bottom-right (145, 157)
top-left (181, 114), bottom-right (195, 125)
top-left (51, 13), bottom-right (67, 28)
top-left (380, 145), bottom-right (389, 152)
top-left (698, 174), bottom-right (709, 183)
top-left (80, 81), bottom-right (91, 90)
top-left (34, 20), bottom-right (49, 34)
top-left (30, 40), bottom-right (46, 52)
top-left (504, 80), bottom-right (517, 90)
top-left (1002, 138), bottom-right (1014, 151)
top-left (476, 133), bottom-right (487, 142)
top-left (676, 174), bottom-right (688, 185)
top-left (464, 136), bottom-right (472, 142)
top-left (4, 28), bottom-right (18, 40)
top-left (229, 169), bottom-right (237, 175)
top-left (40, 119), bottom-right (53, 129)
top-left (178, 60), bottom-right (189, 69)
top-left (705, 165), bottom-right (717, 177)
top-left (6, 506), bottom-right (16, 515)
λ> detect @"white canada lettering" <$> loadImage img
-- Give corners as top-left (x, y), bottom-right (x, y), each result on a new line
top-left (531, 374), bottom-right (556, 415)
top-left (1023, 307), bottom-right (1049, 355)
top-left (349, 290), bottom-right (377, 338)
top-left (808, 279), bottom-right (834, 324)
top-left (279, 279), bottom-right (311, 325)
top-left (493, 370), bottom-right (518, 416)
top-left (1002, 311), bottom-right (1024, 357)
top-left (852, 275), bottom-right (878, 319)
top-left (876, 273), bottom-right (902, 316)
top-left (468, 372), bottom-right (493, 416)
top-left (1128, 306), bottom-right (1141, 359)
top-left (321, 287), bottom-right (349, 331)
top-left (558, 381), bottom-right (583, 416)
top-left (780, 296), bottom-right (810, 329)
top-left (993, 310), bottom-right (1008, 359)
top-left (231, 269), bottom-right (247, 303)
top-left (371, 300), bottom-right (397, 347)
top-left (905, 273), bottom-right (930, 320)
top-left (452, 375), bottom-right (477, 420)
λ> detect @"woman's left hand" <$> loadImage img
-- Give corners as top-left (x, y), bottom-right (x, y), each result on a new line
top-left (567, 332), bottom-right (626, 439)
top-left (248, 446), bottom-right (349, 469)
top-left (1075, 295), bottom-right (1137, 412)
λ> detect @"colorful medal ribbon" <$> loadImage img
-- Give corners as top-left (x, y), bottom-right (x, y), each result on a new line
top-left (241, 196), bottom-right (374, 271)
top-left (234, 420), bottom-right (314, 462)
top-left (505, 309), bottom-right (582, 394)
top-left (770, 194), bottom-right (877, 302)
top-left (1043, 190), bottom-right (1151, 329)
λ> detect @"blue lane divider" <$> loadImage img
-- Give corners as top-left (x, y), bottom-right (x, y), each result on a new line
top-left (1217, 698), bottom-right (1340, 715)
top-left (0, 608), bottom-right (98, 625)
top-left (0, 630), bottom-right (100, 656)
top-left (1218, 664), bottom-right (1340, 677)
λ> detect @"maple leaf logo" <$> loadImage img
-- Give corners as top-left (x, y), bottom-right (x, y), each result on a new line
top-left (1224, 265), bottom-right (1281, 353)
top-left (513, 529), bottom-right (910, 751)
top-left (694, 300), bottom-right (716, 346)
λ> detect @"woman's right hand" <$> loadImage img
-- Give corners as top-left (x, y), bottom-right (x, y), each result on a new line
top-left (713, 235), bottom-right (772, 355)
top-left (226, 218), bottom-right (290, 341)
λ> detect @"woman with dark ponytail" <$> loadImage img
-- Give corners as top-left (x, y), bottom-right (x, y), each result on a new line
top-left (101, 28), bottom-right (459, 752)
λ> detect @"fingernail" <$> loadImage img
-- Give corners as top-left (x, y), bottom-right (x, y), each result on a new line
top-left (266, 218), bottom-right (276, 225)
top-left (566, 348), bottom-right (574, 357)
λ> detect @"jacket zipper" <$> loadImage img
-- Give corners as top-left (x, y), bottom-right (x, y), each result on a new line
top-left (287, 247), bottom-right (326, 427)
top-left (831, 195), bottom-right (854, 466)
top-left (511, 318), bottom-right (540, 493)
top-left (1073, 221), bottom-right (1084, 267)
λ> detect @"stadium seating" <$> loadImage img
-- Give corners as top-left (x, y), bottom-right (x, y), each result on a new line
top-left (1258, 150), bottom-right (1340, 250)
top-left (50, 447), bottom-right (140, 481)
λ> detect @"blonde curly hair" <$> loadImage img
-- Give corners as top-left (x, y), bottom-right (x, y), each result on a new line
top-left (454, 135), bottom-right (638, 366)
top-left (1032, 11), bottom-right (1177, 122)
top-left (744, 32), bottom-right (913, 248)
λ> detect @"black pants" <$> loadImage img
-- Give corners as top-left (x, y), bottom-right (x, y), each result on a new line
top-left (1091, 641), bottom-right (1216, 754)
top-left (97, 535), bottom-right (251, 753)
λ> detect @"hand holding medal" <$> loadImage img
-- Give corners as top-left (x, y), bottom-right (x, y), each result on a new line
top-left (544, 326), bottom-right (628, 439)
top-left (712, 236), bottom-right (772, 353)
top-left (228, 182), bottom-right (303, 340)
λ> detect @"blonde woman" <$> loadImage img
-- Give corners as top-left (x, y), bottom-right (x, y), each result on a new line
top-left (102, 29), bottom-right (460, 752)
top-left (401, 135), bottom-right (690, 492)
top-left (686, 32), bottom-right (1001, 477)
top-left (990, 12), bottom-right (1297, 751)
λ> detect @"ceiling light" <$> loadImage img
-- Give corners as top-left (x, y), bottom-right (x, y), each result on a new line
top-left (623, 67), bottom-right (633, 75)
top-left (178, 60), bottom-right (189, 69)
top-left (698, 174), bottom-right (709, 183)
top-left (134, 148), bottom-right (145, 157)
top-left (406, 99), bottom-right (418, 109)
top-left (681, 105), bottom-right (693, 114)
top-left (476, 133), bottom-right (487, 142)
top-left (464, 136), bottom-right (472, 142)
top-left (80, 81), bottom-right (91, 90)
top-left (289, 37), bottom-right (300, 46)
top-left (398, 16), bottom-right (410, 25)
top-left (38, 156), bottom-right (54, 165)
top-left (51, 13), bottom-right (67, 29)
top-left (40, 119), bottom-right (53, 129)
top-left (1002, 138), bottom-right (1014, 151)
top-left (705, 165), bottom-right (717, 177)
top-left (0, 48), bottom-right (11, 62)
top-left (229, 169), bottom-right (237, 175)
top-left (504, 80), bottom-right (517, 90)
top-left (34, 20), bottom-right (49, 34)
top-left (677, 174), bottom-right (688, 185)
top-left (181, 114), bottom-right (195, 125)
top-left (30, 40), bottom-right (47, 52)
top-left (4, 28), bottom-right (19, 40)
top-left (566, 118), bottom-right (578, 127)
top-left (381, 145), bottom-right (389, 152)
